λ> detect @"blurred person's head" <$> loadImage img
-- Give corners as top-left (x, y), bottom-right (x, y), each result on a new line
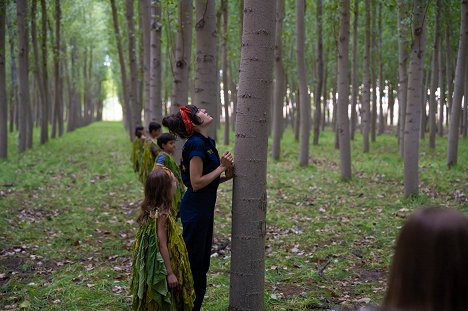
top-left (383, 206), bottom-right (468, 311)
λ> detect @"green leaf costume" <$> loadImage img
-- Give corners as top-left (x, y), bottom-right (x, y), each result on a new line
top-left (130, 138), bottom-right (145, 173)
top-left (139, 138), bottom-right (160, 184)
top-left (130, 212), bottom-right (195, 310)
top-left (154, 152), bottom-right (185, 218)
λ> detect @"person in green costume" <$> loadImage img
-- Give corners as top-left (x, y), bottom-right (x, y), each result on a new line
top-left (140, 122), bottom-right (162, 183)
top-left (155, 133), bottom-right (185, 219)
top-left (131, 165), bottom-right (195, 310)
top-left (131, 126), bottom-right (145, 173)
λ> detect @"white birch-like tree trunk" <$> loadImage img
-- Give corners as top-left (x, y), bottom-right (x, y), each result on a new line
top-left (141, 0), bottom-right (151, 125)
top-left (447, 0), bottom-right (468, 167)
top-left (337, 0), bottom-right (352, 180)
top-left (17, 0), bottom-right (30, 152)
top-left (362, 0), bottom-right (371, 153)
top-left (313, 0), bottom-right (323, 146)
top-left (297, 0), bottom-right (310, 166)
top-left (0, 1), bottom-right (6, 158)
top-left (194, 0), bottom-right (217, 138)
top-left (229, 0), bottom-right (276, 309)
top-left (350, 0), bottom-right (358, 140)
top-left (403, 0), bottom-right (427, 197)
top-left (272, 0), bottom-right (285, 159)
top-left (429, 0), bottom-right (441, 149)
top-left (149, 0), bottom-right (162, 123)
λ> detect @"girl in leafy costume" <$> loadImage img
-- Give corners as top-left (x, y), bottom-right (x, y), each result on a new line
top-left (131, 126), bottom-right (145, 173)
top-left (131, 165), bottom-right (195, 310)
top-left (139, 122), bottom-right (162, 183)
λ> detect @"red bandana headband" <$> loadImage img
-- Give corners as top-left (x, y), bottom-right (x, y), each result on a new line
top-left (179, 106), bottom-right (195, 135)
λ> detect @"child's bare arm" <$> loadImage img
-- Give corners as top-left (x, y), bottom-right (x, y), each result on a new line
top-left (157, 214), bottom-right (178, 288)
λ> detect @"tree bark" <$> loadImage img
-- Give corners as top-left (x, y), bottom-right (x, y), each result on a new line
top-left (0, 1), bottom-right (6, 159)
top-left (370, 0), bottom-right (377, 142)
top-left (229, 1), bottom-right (276, 309)
top-left (403, 0), bottom-right (427, 197)
top-left (420, 69), bottom-right (429, 139)
top-left (297, 0), bottom-right (310, 166)
top-left (337, 0), bottom-right (352, 180)
top-left (171, 0), bottom-right (192, 110)
top-left (51, 0), bottom-right (61, 138)
top-left (141, 0), bottom-right (151, 125)
top-left (126, 0), bottom-right (141, 128)
top-left (110, 0), bottom-right (133, 139)
top-left (6, 13), bottom-right (17, 134)
top-left (350, 0), bottom-right (358, 140)
top-left (362, 0), bottom-right (371, 153)
top-left (272, 0), bottom-right (285, 159)
top-left (313, 0), bottom-right (323, 146)
top-left (438, 34), bottom-right (446, 137)
top-left (150, 0), bottom-right (162, 123)
top-left (39, 0), bottom-right (48, 143)
top-left (31, 0), bottom-right (45, 146)
top-left (194, 0), bottom-right (217, 138)
top-left (377, 2), bottom-right (384, 135)
top-left (222, 0), bottom-right (230, 145)
top-left (429, 0), bottom-right (441, 149)
top-left (17, 0), bottom-right (31, 152)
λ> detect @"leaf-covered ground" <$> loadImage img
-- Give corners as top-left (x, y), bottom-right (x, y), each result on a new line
top-left (1, 122), bottom-right (467, 310)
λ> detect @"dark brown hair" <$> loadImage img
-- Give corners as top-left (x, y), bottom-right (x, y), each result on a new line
top-left (383, 206), bottom-right (468, 311)
top-left (137, 168), bottom-right (173, 224)
top-left (162, 105), bottom-right (203, 138)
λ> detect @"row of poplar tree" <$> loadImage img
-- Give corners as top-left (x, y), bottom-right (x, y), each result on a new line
top-left (0, 0), bottom-right (467, 197)
top-left (0, 0), bottom-right (109, 158)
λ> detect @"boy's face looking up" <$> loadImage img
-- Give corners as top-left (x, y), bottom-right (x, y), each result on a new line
top-left (162, 140), bottom-right (176, 155)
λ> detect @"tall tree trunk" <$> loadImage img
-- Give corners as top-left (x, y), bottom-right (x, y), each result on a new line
top-left (222, 0), bottom-right (230, 145)
top-left (337, 0), bottom-right (352, 180)
top-left (7, 13), bottom-right (18, 134)
top-left (39, 0), bottom-right (48, 143)
top-left (388, 83), bottom-right (395, 127)
top-left (297, 0), bottom-right (310, 166)
top-left (229, 61), bottom-right (238, 132)
top-left (150, 0), bottom-right (162, 123)
top-left (420, 69), bottom-right (429, 139)
top-left (51, 0), bottom-right (60, 138)
top-left (447, 0), bottom-right (467, 166)
top-left (272, 0), bottom-right (285, 159)
top-left (171, 0), bottom-right (192, 163)
top-left (110, 0), bottom-right (133, 139)
top-left (126, 0), bottom-right (141, 128)
top-left (403, 0), bottom-right (427, 197)
top-left (429, 0), bottom-right (441, 149)
top-left (362, 0), bottom-right (371, 153)
top-left (17, 0), bottom-right (31, 152)
top-left (0, 1), bottom-right (6, 159)
top-left (350, 0), bottom-right (358, 140)
top-left (321, 56), bottom-right (327, 131)
top-left (464, 61), bottom-right (468, 138)
top-left (438, 34), bottom-right (446, 137)
top-left (229, 1), bottom-right (276, 309)
top-left (141, 0), bottom-right (151, 125)
top-left (171, 0), bottom-right (192, 110)
top-left (194, 0), bottom-right (217, 138)
top-left (370, 0), bottom-right (377, 142)
top-left (313, 0), bottom-right (323, 146)
top-left (446, 18), bottom-right (453, 124)
top-left (377, 2), bottom-right (384, 135)
top-left (31, 0), bottom-right (46, 146)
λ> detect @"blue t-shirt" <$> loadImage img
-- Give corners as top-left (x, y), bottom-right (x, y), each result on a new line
top-left (179, 133), bottom-right (221, 223)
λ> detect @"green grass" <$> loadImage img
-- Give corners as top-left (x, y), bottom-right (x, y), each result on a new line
top-left (1, 122), bottom-right (467, 310)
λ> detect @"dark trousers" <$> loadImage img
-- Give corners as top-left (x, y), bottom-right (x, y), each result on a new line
top-left (183, 217), bottom-right (214, 311)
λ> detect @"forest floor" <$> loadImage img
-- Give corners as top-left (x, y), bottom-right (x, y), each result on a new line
top-left (0, 122), bottom-right (467, 310)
